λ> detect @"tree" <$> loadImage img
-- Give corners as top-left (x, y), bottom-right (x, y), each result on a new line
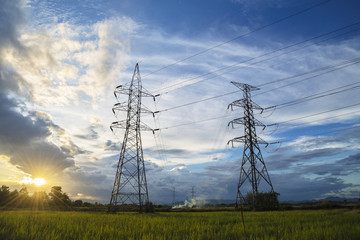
top-left (0, 185), bottom-right (10, 206)
top-left (145, 201), bottom-right (155, 213)
top-left (18, 187), bottom-right (30, 208)
top-left (32, 191), bottom-right (49, 209)
top-left (8, 189), bottom-right (19, 207)
top-left (49, 186), bottom-right (71, 207)
top-left (73, 199), bottom-right (83, 207)
top-left (245, 191), bottom-right (280, 211)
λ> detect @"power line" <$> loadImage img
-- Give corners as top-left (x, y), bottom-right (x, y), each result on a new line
top-left (273, 83), bottom-right (360, 110)
top-left (159, 90), bottom-right (238, 112)
top-left (275, 109), bottom-right (360, 132)
top-left (257, 57), bottom-right (360, 88)
top-left (163, 114), bottom-right (233, 129)
top-left (280, 124), bottom-right (360, 144)
top-left (253, 59), bottom-right (360, 98)
top-left (275, 102), bottom-right (360, 125)
top-left (154, 21), bottom-right (360, 93)
top-left (309, 125), bottom-right (360, 137)
top-left (155, 57), bottom-right (360, 113)
top-left (143, 0), bottom-right (330, 78)
top-left (162, 102), bottom-right (360, 130)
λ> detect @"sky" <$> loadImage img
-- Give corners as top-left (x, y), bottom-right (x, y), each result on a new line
top-left (0, 0), bottom-right (359, 204)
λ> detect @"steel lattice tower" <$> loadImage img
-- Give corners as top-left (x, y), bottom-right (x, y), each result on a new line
top-left (228, 81), bottom-right (275, 208)
top-left (109, 63), bottom-right (155, 212)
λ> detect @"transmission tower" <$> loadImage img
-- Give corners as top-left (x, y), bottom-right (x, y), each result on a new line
top-left (227, 81), bottom-right (276, 208)
top-left (172, 187), bottom-right (176, 206)
top-left (109, 63), bottom-right (157, 212)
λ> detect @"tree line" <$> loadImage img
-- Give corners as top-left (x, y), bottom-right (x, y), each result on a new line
top-left (0, 185), bottom-right (104, 210)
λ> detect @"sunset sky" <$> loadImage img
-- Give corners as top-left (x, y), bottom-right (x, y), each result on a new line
top-left (1, 0), bottom-right (359, 204)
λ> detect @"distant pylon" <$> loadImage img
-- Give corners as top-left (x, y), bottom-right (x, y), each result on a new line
top-left (191, 186), bottom-right (195, 200)
top-left (227, 81), bottom-right (276, 208)
top-left (109, 63), bottom-right (157, 212)
top-left (172, 187), bottom-right (176, 206)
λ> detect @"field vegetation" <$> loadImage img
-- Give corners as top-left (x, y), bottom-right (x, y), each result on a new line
top-left (0, 209), bottom-right (359, 239)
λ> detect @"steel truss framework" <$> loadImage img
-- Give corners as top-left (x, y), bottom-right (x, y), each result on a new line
top-left (228, 81), bottom-right (275, 208)
top-left (109, 63), bottom-right (156, 211)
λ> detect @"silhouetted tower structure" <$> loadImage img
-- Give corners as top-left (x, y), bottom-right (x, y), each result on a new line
top-left (109, 63), bottom-right (156, 212)
top-left (172, 187), bottom-right (176, 206)
top-left (228, 81), bottom-right (275, 208)
top-left (191, 186), bottom-right (195, 200)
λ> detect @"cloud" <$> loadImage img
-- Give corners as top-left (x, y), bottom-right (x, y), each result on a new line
top-left (0, 0), bottom-right (33, 98)
top-left (0, 93), bottom-right (84, 177)
top-left (8, 141), bottom-right (75, 176)
top-left (271, 174), bottom-right (353, 201)
top-left (298, 152), bottom-right (360, 177)
top-left (104, 140), bottom-right (121, 151)
top-left (75, 123), bottom-right (103, 140)
top-left (66, 166), bottom-right (107, 185)
top-left (0, 93), bottom-right (50, 145)
top-left (1, 0), bottom-right (139, 107)
top-left (266, 147), bottom-right (345, 170)
top-left (146, 148), bottom-right (191, 158)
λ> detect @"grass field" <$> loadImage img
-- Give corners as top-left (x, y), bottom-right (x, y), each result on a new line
top-left (0, 209), bottom-right (359, 239)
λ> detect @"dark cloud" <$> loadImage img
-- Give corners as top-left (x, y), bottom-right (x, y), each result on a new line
top-left (104, 140), bottom-right (121, 151)
top-left (61, 141), bottom-right (89, 155)
top-left (266, 147), bottom-right (344, 170)
top-left (0, 0), bottom-right (35, 98)
top-left (66, 167), bottom-right (107, 184)
top-left (8, 141), bottom-right (75, 176)
top-left (296, 152), bottom-right (360, 177)
top-left (338, 152), bottom-right (360, 166)
top-left (0, 0), bottom-right (25, 47)
top-left (271, 174), bottom-right (353, 201)
top-left (75, 124), bottom-right (100, 140)
top-left (146, 148), bottom-right (191, 158)
top-left (0, 93), bottom-right (51, 145)
top-left (0, 94), bottom-right (85, 177)
top-left (0, 90), bottom-right (88, 176)
top-left (339, 126), bottom-right (360, 141)
top-left (145, 160), bottom-right (164, 173)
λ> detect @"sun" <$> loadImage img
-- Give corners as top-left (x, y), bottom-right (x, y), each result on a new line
top-left (19, 176), bottom-right (46, 186)
top-left (33, 178), bottom-right (46, 186)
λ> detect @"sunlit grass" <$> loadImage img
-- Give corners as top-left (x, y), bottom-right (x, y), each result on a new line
top-left (0, 209), bottom-right (359, 239)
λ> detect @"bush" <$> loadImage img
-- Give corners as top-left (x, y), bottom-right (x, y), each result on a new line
top-left (245, 191), bottom-right (280, 211)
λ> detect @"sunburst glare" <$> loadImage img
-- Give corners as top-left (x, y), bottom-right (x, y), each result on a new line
top-left (19, 176), bottom-right (46, 186)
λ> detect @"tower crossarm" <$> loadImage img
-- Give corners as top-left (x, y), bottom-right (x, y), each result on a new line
top-left (114, 84), bottom-right (131, 97)
top-left (112, 102), bottom-right (156, 116)
top-left (228, 117), bottom-right (266, 129)
top-left (228, 99), bottom-right (264, 112)
top-left (141, 90), bottom-right (160, 101)
top-left (228, 99), bottom-right (246, 110)
top-left (110, 120), bottom-right (159, 133)
top-left (227, 136), bottom-right (269, 147)
top-left (114, 85), bottom-right (159, 101)
top-left (230, 81), bottom-right (260, 91)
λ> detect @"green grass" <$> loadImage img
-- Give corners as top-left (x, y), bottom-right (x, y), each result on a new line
top-left (0, 209), bottom-right (359, 239)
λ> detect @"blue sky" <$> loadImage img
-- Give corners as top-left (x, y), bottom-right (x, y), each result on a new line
top-left (0, 0), bottom-right (359, 204)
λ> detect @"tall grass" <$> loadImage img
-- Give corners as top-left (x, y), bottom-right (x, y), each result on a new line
top-left (0, 209), bottom-right (359, 239)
